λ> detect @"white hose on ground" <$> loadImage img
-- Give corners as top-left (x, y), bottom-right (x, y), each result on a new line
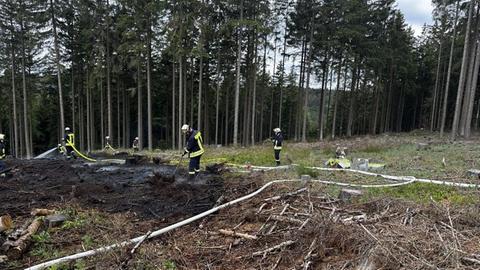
top-left (25, 178), bottom-right (414, 270)
top-left (235, 164), bottom-right (479, 188)
top-left (306, 166), bottom-right (480, 188)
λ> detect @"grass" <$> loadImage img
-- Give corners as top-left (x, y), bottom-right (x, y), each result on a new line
top-left (365, 182), bottom-right (480, 205)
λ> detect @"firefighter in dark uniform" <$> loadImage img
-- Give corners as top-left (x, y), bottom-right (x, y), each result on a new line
top-left (272, 128), bottom-right (283, 166)
top-left (105, 135), bottom-right (113, 150)
top-left (182, 124), bottom-right (205, 180)
top-left (0, 134), bottom-right (6, 173)
top-left (132, 137), bottom-right (140, 152)
top-left (64, 127), bottom-right (76, 159)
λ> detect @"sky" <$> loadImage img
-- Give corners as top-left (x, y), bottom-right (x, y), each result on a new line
top-left (396, 0), bottom-right (434, 36)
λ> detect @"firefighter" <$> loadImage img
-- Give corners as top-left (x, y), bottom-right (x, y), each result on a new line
top-left (132, 137), bottom-right (139, 152)
top-left (105, 135), bottom-right (113, 150)
top-left (272, 128), bottom-right (283, 166)
top-left (64, 127), bottom-right (77, 159)
top-left (181, 124), bottom-right (204, 180)
top-left (0, 134), bottom-right (6, 173)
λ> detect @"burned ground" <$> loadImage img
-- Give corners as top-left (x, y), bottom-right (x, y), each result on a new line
top-left (1, 159), bottom-right (224, 221)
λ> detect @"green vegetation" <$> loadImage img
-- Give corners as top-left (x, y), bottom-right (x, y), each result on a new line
top-left (365, 182), bottom-right (479, 205)
top-left (163, 260), bottom-right (177, 270)
top-left (81, 235), bottom-right (94, 249)
top-left (31, 232), bottom-right (60, 260)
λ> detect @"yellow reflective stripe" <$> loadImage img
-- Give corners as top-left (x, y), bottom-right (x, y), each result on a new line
top-left (190, 149), bottom-right (204, 157)
top-left (67, 134), bottom-right (75, 146)
top-left (190, 132), bottom-right (204, 157)
top-left (188, 171), bottom-right (196, 175)
top-left (274, 146), bottom-right (282, 150)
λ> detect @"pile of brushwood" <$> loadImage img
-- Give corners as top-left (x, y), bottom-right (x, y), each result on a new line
top-left (126, 183), bottom-right (480, 269)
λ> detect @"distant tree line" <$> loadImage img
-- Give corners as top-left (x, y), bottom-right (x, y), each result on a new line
top-left (0, 0), bottom-right (477, 158)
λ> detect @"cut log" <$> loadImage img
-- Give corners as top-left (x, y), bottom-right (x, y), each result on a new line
top-left (0, 215), bottom-right (13, 233)
top-left (31, 209), bottom-right (56, 217)
top-left (6, 218), bottom-right (43, 259)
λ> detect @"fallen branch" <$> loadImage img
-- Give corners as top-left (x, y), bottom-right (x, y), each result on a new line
top-left (302, 239), bottom-right (317, 270)
top-left (218, 229), bottom-right (257, 240)
top-left (264, 188), bottom-right (308, 202)
top-left (462, 257), bottom-right (480, 265)
top-left (120, 231), bottom-right (152, 269)
top-left (270, 215), bottom-right (304, 225)
top-left (252, 240), bottom-right (296, 257)
top-left (267, 204), bottom-right (289, 234)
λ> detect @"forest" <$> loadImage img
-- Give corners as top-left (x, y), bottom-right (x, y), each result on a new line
top-left (0, 0), bottom-right (479, 157)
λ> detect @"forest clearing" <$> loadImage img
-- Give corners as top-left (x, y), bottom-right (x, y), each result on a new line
top-left (1, 133), bottom-right (480, 269)
top-left (2, 0), bottom-right (480, 269)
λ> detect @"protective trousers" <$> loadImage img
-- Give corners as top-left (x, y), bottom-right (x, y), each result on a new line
top-left (274, 150), bottom-right (281, 166)
top-left (189, 155), bottom-right (202, 179)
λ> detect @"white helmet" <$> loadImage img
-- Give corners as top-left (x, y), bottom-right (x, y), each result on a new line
top-left (0, 134), bottom-right (4, 140)
top-left (135, 137), bottom-right (139, 140)
top-left (273, 128), bottom-right (281, 133)
top-left (65, 127), bottom-right (71, 131)
top-left (106, 136), bottom-right (110, 139)
top-left (181, 124), bottom-right (190, 133)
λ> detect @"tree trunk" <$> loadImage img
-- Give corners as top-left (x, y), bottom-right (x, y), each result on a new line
top-left (431, 41), bottom-right (443, 131)
top-left (20, 15), bottom-right (31, 158)
top-left (86, 69), bottom-right (91, 153)
top-left (251, 31), bottom-right (258, 146)
top-left (278, 15), bottom-right (288, 129)
top-left (106, 0), bottom-right (112, 144)
top-left (137, 57), bottom-right (143, 150)
top-left (9, 19), bottom-right (19, 158)
top-left (215, 57), bottom-right (220, 145)
top-left (347, 61), bottom-right (358, 137)
top-left (461, 6), bottom-right (480, 136)
top-left (318, 59), bottom-right (329, 140)
top-left (332, 58), bottom-right (343, 139)
top-left (100, 77), bottom-right (104, 148)
top-left (302, 24), bottom-right (313, 142)
top-left (451, 0), bottom-right (473, 139)
top-left (50, 0), bottom-right (65, 141)
top-left (172, 61), bottom-right (176, 149)
top-left (147, 15), bottom-right (152, 150)
top-left (233, 0), bottom-right (243, 147)
top-left (440, 2), bottom-right (459, 136)
top-left (198, 56), bottom-right (203, 130)
top-left (465, 33), bottom-right (480, 138)
top-left (178, 56), bottom-right (183, 149)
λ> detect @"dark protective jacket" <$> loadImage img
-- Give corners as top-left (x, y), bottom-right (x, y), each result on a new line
top-left (132, 139), bottom-right (139, 149)
top-left (273, 132), bottom-right (283, 150)
top-left (185, 130), bottom-right (204, 158)
top-left (0, 140), bottom-right (5, 159)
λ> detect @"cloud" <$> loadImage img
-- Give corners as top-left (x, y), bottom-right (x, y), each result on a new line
top-left (396, 0), bottom-right (433, 35)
